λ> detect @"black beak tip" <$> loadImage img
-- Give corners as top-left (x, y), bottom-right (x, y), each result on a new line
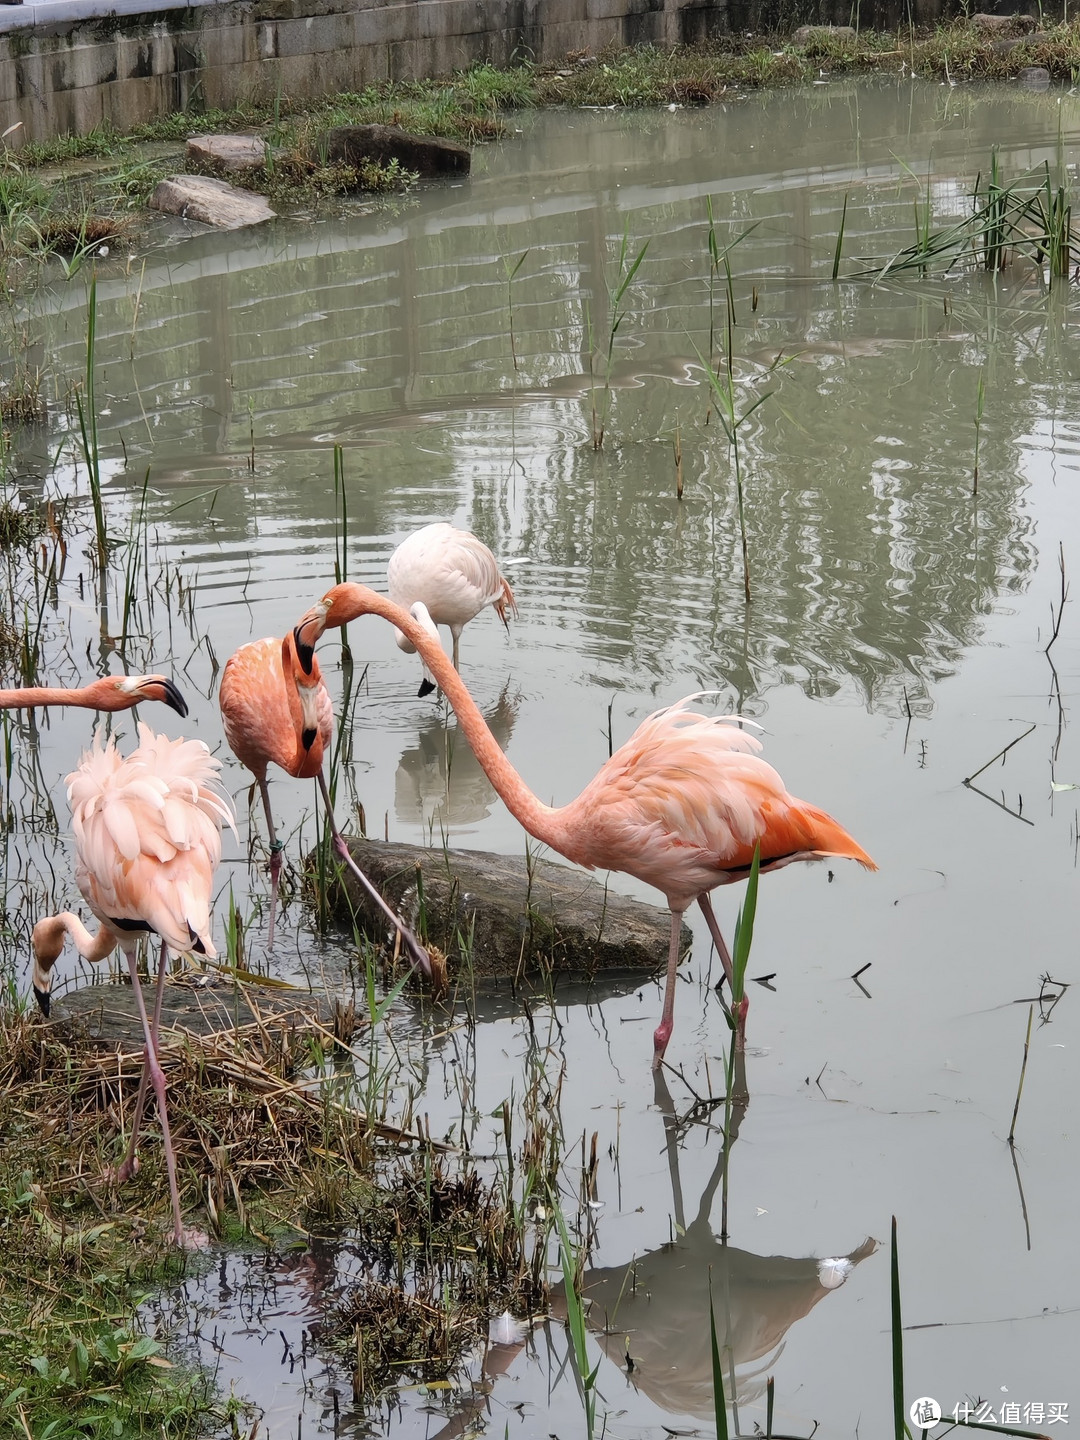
top-left (293, 627), bottom-right (315, 676)
top-left (302, 727), bottom-right (318, 750)
top-left (418, 678), bottom-right (436, 698)
top-left (163, 679), bottom-right (189, 718)
top-left (33, 985), bottom-right (50, 1018)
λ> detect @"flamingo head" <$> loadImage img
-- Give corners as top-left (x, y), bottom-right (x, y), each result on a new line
top-left (111, 674), bottom-right (188, 716)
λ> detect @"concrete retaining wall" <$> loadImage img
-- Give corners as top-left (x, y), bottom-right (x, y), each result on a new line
top-left (0, 0), bottom-right (950, 145)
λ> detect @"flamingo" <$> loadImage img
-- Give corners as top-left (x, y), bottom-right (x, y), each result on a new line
top-left (31, 724), bottom-right (236, 1245)
top-left (218, 633), bottom-right (432, 975)
top-left (0, 674), bottom-right (187, 715)
top-left (387, 523), bottom-right (518, 696)
top-left (293, 585), bottom-right (876, 1067)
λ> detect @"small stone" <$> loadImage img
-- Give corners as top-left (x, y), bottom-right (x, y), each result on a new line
top-left (321, 124), bottom-right (471, 178)
top-left (793, 23), bottom-right (856, 44)
top-left (186, 134), bottom-right (267, 174)
top-left (148, 175), bottom-right (275, 231)
top-left (1017, 64), bottom-right (1051, 87)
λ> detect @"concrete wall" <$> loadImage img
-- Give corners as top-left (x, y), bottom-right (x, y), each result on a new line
top-left (0, 0), bottom-right (948, 144)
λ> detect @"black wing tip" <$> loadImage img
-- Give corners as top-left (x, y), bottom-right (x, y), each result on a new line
top-left (188, 926), bottom-right (207, 956)
top-left (33, 985), bottom-right (51, 1018)
top-left (301, 727), bottom-right (317, 751)
top-left (418, 678), bottom-right (436, 698)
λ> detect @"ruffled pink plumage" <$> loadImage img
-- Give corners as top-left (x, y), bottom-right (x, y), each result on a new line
top-left (67, 723), bottom-right (236, 957)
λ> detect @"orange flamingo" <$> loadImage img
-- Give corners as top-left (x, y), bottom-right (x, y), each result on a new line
top-left (0, 674), bottom-right (187, 715)
top-left (218, 634), bottom-right (431, 974)
top-left (293, 585), bottom-right (875, 1067)
top-left (31, 724), bottom-right (235, 1245)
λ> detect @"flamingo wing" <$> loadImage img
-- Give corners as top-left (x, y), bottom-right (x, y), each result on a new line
top-left (388, 523), bottom-right (517, 627)
top-left (67, 725), bottom-right (236, 956)
top-left (570, 697), bottom-right (874, 905)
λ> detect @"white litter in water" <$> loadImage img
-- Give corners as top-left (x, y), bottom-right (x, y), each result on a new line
top-left (817, 1256), bottom-right (854, 1290)
top-left (489, 1311), bottom-right (528, 1346)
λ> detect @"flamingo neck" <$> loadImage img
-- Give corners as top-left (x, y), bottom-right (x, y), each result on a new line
top-left (327, 586), bottom-right (567, 850)
top-left (35, 911), bottom-right (118, 963)
top-left (0, 686), bottom-right (96, 709)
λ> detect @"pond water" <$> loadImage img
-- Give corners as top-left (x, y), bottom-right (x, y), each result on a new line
top-left (6, 73), bottom-right (1080, 1437)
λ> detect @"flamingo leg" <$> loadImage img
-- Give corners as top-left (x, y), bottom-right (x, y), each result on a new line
top-left (257, 775), bottom-right (284, 950)
top-left (652, 907), bottom-right (686, 1070)
top-left (698, 893), bottom-right (747, 1054)
top-left (698, 893), bottom-right (735, 990)
top-left (316, 770), bottom-right (434, 981)
top-left (451, 629), bottom-right (461, 671)
top-left (114, 940), bottom-right (169, 1185)
top-left (124, 946), bottom-right (185, 1245)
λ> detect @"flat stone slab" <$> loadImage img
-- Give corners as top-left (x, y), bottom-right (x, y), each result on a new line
top-left (186, 133), bottom-right (266, 174)
top-left (968, 10), bottom-right (1036, 30)
top-left (148, 174), bottom-right (274, 230)
top-left (322, 124), bottom-right (470, 178)
top-left (51, 979), bottom-right (335, 1047)
top-left (329, 838), bottom-right (689, 982)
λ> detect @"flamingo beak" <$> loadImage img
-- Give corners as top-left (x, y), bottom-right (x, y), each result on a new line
top-left (293, 612), bottom-right (322, 676)
top-left (157, 677), bottom-right (189, 718)
top-left (418, 678), bottom-right (436, 698)
top-left (297, 675), bottom-right (321, 752)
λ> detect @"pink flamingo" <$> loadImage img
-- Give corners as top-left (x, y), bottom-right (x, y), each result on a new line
top-left (0, 674), bottom-right (187, 715)
top-left (293, 585), bottom-right (876, 1067)
top-left (387, 523), bottom-right (518, 695)
top-left (218, 633), bottom-right (431, 975)
top-left (31, 724), bottom-right (235, 1245)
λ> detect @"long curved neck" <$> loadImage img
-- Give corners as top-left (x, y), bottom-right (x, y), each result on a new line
top-left (35, 911), bottom-right (118, 963)
top-left (0, 686), bottom-right (95, 709)
top-left (335, 586), bottom-right (568, 851)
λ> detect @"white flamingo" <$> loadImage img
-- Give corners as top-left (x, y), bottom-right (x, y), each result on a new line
top-left (387, 523), bottom-right (518, 696)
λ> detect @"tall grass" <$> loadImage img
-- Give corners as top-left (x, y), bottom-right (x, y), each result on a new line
top-left (74, 277), bottom-right (108, 568)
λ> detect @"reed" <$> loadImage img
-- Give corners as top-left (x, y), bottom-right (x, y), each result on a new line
top-left (74, 277), bottom-right (108, 568)
top-left (593, 226), bottom-right (649, 451)
top-left (502, 248), bottom-right (529, 372)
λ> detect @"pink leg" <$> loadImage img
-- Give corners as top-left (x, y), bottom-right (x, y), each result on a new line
top-left (258, 777), bottom-right (283, 950)
top-left (124, 947), bottom-right (185, 1245)
top-left (317, 771), bottom-right (433, 981)
top-left (698, 893), bottom-right (734, 989)
top-left (114, 940), bottom-right (169, 1185)
top-left (699, 893), bottom-right (748, 1053)
top-left (653, 908), bottom-right (686, 1070)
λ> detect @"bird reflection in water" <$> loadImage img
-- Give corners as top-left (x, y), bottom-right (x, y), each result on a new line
top-left (432, 1068), bottom-right (876, 1439)
top-left (578, 1069), bottom-right (877, 1421)
top-left (394, 682), bottom-right (521, 831)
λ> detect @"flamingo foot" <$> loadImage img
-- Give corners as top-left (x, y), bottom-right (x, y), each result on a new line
top-left (104, 1155), bottom-right (141, 1185)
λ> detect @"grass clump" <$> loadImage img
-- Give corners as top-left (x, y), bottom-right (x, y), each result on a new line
top-left (322, 1152), bottom-right (547, 1401)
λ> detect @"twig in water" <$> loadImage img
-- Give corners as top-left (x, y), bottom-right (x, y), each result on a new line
top-left (1007, 1003), bottom-right (1034, 1147)
top-left (1044, 542), bottom-right (1068, 656)
top-left (963, 723), bottom-right (1036, 785)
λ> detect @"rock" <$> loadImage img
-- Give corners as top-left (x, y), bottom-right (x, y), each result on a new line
top-left (328, 837), bottom-right (691, 982)
top-left (793, 24), bottom-right (856, 44)
top-left (991, 31), bottom-right (1049, 53)
top-left (51, 979), bottom-right (335, 1047)
top-left (968, 11), bottom-right (1037, 31)
top-left (185, 134), bottom-right (267, 175)
top-left (148, 175), bottom-right (275, 230)
top-left (321, 124), bottom-right (471, 178)
top-left (1017, 63), bottom-right (1051, 87)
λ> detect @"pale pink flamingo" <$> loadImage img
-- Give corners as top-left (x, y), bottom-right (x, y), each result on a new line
top-left (218, 633), bottom-right (431, 975)
top-left (0, 674), bottom-right (187, 715)
top-left (387, 523), bottom-right (518, 696)
top-left (31, 724), bottom-right (235, 1245)
top-left (293, 585), bottom-right (876, 1067)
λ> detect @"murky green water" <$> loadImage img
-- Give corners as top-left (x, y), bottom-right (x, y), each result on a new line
top-left (7, 73), bottom-right (1080, 1435)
